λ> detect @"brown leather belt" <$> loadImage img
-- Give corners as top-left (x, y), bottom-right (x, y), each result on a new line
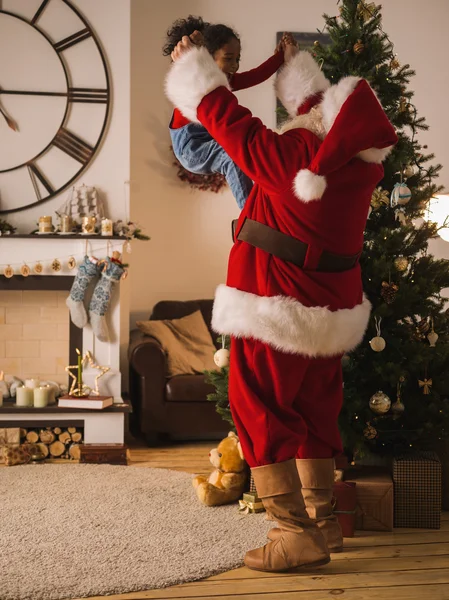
top-left (232, 218), bottom-right (360, 273)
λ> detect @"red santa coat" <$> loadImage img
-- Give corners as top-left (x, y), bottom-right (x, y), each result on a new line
top-left (165, 49), bottom-right (398, 358)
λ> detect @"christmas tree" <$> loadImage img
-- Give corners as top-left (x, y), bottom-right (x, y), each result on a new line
top-left (313, 0), bottom-right (449, 457)
top-left (207, 0), bottom-right (449, 459)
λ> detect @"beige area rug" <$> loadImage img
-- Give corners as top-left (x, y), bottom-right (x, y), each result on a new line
top-left (0, 464), bottom-right (273, 600)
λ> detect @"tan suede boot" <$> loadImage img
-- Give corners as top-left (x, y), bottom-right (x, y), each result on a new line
top-left (244, 459), bottom-right (330, 572)
top-left (267, 458), bottom-right (343, 553)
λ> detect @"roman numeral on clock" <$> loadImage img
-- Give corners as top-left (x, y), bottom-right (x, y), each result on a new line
top-left (53, 28), bottom-right (92, 53)
top-left (27, 162), bottom-right (54, 199)
top-left (68, 88), bottom-right (108, 104)
top-left (31, 0), bottom-right (51, 25)
top-left (52, 128), bottom-right (94, 164)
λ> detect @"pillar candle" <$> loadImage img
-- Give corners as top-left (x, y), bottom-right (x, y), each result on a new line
top-left (16, 387), bottom-right (34, 407)
top-left (25, 378), bottom-right (40, 389)
top-left (34, 387), bottom-right (49, 408)
top-left (46, 385), bottom-right (56, 405)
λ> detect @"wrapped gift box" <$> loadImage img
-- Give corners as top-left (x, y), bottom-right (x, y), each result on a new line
top-left (393, 452), bottom-right (441, 529)
top-left (344, 467), bottom-right (394, 531)
top-left (239, 492), bottom-right (265, 514)
top-left (333, 481), bottom-right (356, 537)
top-left (433, 440), bottom-right (449, 510)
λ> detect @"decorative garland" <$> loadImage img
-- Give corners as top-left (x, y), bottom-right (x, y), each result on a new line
top-left (171, 146), bottom-right (227, 193)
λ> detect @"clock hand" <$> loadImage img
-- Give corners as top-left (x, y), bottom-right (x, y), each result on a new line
top-left (0, 103), bottom-right (19, 132)
top-left (0, 89), bottom-right (68, 98)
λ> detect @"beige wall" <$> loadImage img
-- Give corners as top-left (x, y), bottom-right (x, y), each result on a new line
top-left (130, 0), bottom-right (449, 325)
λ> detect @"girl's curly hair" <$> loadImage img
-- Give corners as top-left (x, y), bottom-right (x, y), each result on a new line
top-left (163, 15), bottom-right (239, 57)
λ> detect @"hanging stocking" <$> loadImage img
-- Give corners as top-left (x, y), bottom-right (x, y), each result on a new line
top-left (66, 256), bottom-right (100, 328)
top-left (88, 257), bottom-right (124, 342)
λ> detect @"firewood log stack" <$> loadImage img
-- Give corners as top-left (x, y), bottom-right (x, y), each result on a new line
top-left (20, 427), bottom-right (83, 460)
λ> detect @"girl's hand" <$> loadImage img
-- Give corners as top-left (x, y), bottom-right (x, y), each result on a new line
top-left (171, 35), bottom-right (195, 61)
top-left (279, 32), bottom-right (299, 61)
top-left (189, 30), bottom-right (205, 46)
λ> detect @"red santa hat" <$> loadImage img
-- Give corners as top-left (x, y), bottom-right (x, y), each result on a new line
top-left (275, 52), bottom-right (398, 203)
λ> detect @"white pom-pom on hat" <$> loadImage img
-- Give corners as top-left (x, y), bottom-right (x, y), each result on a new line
top-left (293, 169), bottom-right (327, 202)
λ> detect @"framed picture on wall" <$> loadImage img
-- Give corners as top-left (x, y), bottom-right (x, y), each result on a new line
top-left (276, 32), bottom-right (331, 126)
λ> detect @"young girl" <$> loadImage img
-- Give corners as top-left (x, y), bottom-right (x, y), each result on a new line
top-left (163, 16), bottom-right (296, 209)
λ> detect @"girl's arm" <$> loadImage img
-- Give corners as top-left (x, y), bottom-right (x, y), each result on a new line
top-left (230, 51), bottom-right (284, 91)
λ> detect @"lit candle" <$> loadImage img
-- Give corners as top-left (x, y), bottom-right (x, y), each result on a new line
top-left (16, 386), bottom-right (34, 407)
top-left (25, 378), bottom-right (40, 389)
top-left (34, 387), bottom-right (49, 408)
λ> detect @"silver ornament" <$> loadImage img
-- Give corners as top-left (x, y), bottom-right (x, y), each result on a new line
top-left (214, 348), bottom-right (230, 368)
top-left (391, 183), bottom-right (412, 206)
top-left (369, 391), bottom-right (391, 415)
top-left (369, 336), bottom-right (386, 352)
top-left (404, 165), bottom-right (415, 178)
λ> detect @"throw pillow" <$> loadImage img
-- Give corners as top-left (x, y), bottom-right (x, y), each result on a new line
top-left (136, 310), bottom-right (217, 377)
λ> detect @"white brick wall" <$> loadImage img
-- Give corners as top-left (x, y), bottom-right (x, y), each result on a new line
top-left (0, 291), bottom-right (69, 385)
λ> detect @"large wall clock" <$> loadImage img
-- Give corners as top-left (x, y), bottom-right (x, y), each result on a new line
top-left (0, 0), bottom-right (110, 214)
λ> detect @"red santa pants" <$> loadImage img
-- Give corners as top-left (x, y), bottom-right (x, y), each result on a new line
top-left (228, 337), bottom-right (344, 468)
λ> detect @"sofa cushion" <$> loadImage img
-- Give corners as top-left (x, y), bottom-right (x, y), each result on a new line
top-left (136, 310), bottom-right (217, 377)
top-left (150, 300), bottom-right (219, 348)
top-left (166, 375), bottom-right (216, 402)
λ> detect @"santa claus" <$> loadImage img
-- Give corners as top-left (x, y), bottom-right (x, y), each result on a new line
top-left (165, 39), bottom-right (397, 573)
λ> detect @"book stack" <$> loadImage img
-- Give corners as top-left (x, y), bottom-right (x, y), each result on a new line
top-left (58, 395), bottom-right (113, 410)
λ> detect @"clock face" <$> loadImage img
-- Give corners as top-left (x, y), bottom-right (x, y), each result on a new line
top-left (0, 0), bottom-right (110, 214)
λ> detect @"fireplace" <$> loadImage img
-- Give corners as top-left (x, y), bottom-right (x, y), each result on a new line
top-left (0, 276), bottom-right (82, 388)
top-left (0, 236), bottom-right (128, 445)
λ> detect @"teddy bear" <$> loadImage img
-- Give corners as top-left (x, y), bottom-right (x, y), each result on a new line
top-left (193, 431), bottom-right (248, 506)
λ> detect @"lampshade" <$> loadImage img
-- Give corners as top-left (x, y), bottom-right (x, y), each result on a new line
top-left (426, 194), bottom-right (449, 242)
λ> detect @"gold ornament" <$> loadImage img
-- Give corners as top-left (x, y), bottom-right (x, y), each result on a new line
top-left (370, 336), bottom-right (386, 352)
top-left (357, 1), bottom-right (377, 22)
top-left (4, 265), bottom-right (14, 278)
top-left (390, 57), bottom-right (400, 70)
top-left (51, 259), bottom-right (62, 272)
top-left (20, 264), bottom-right (31, 277)
top-left (353, 39), bottom-right (365, 55)
top-left (34, 262), bottom-right (43, 274)
top-left (394, 256), bottom-right (409, 272)
top-left (428, 330), bottom-right (439, 347)
top-left (313, 40), bottom-right (321, 47)
top-left (391, 399), bottom-right (405, 415)
top-left (371, 186), bottom-right (390, 209)
top-left (83, 351), bottom-right (111, 396)
top-left (418, 378), bottom-right (432, 395)
top-left (399, 97), bottom-right (408, 113)
top-left (363, 423), bottom-right (378, 440)
top-left (416, 317), bottom-right (430, 340)
top-left (381, 281), bottom-right (399, 304)
top-left (369, 391), bottom-right (391, 415)
top-left (68, 257), bottom-right (77, 270)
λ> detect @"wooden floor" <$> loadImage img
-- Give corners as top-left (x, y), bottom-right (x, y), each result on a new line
top-left (83, 441), bottom-right (449, 600)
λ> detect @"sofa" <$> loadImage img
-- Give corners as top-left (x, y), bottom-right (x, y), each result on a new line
top-left (128, 299), bottom-right (230, 445)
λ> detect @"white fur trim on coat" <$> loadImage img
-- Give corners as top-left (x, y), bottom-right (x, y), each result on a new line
top-left (320, 76), bottom-right (394, 164)
top-left (212, 284), bottom-right (372, 358)
top-left (165, 47), bottom-right (230, 123)
top-left (275, 51), bottom-right (330, 118)
top-left (293, 169), bottom-right (327, 202)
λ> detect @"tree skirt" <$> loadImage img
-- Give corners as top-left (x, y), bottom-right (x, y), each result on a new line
top-left (0, 464), bottom-right (273, 600)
